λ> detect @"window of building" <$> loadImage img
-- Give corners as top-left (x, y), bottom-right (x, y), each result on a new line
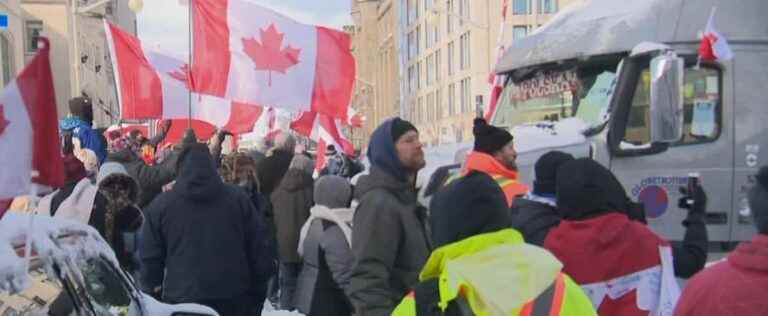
top-left (417, 61), bottom-right (422, 89)
top-left (425, 22), bottom-right (432, 49)
top-left (416, 25), bottom-right (422, 55)
top-left (407, 0), bottom-right (415, 25)
top-left (459, 32), bottom-right (470, 70)
top-left (418, 96), bottom-right (424, 123)
top-left (1, 35), bottom-right (13, 86)
top-left (458, 0), bottom-right (470, 26)
top-left (448, 83), bottom-right (456, 115)
top-left (513, 0), bottom-right (531, 15)
top-left (25, 20), bottom-right (43, 53)
top-left (427, 92), bottom-right (435, 121)
top-left (622, 66), bottom-right (723, 148)
top-left (433, 22), bottom-right (440, 46)
top-left (416, 0), bottom-right (420, 20)
top-left (426, 54), bottom-right (434, 86)
top-left (447, 0), bottom-right (454, 33)
top-left (513, 25), bottom-right (528, 40)
top-left (447, 41), bottom-right (455, 75)
top-left (408, 31), bottom-right (415, 60)
top-left (408, 66), bottom-right (415, 92)
top-left (435, 49), bottom-right (442, 82)
top-left (460, 77), bottom-right (471, 113)
top-left (436, 88), bottom-right (443, 119)
top-left (538, 0), bottom-right (557, 14)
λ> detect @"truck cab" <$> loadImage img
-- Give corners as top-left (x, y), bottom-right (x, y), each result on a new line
top-left (492, 0), bottom-right (768, 244)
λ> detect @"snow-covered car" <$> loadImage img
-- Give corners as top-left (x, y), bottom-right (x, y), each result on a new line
top-left (0, 212), bottom-right (218, 316)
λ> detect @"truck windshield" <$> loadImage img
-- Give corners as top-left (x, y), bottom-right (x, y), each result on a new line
top-left (492, 66), bottom-right (618, 129)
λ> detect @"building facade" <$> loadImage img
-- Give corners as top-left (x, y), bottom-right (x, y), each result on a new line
top-left (400, 0), bottom-right (578, 147)
top-left (0, 0), bottom-right (136, 127)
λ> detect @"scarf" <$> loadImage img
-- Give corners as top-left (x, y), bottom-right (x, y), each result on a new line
top-left (297, 205), bottom-right (355, 257)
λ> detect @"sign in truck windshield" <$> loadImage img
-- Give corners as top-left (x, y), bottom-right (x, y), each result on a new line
top-left (512, 70), bottom-right (580, 101)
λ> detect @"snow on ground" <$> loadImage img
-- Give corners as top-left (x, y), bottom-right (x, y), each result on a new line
top-left (261, 303), bottom-right (305, 316)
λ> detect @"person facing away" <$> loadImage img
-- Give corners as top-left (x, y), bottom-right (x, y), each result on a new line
top-left (349, 117), bottom-right (432, 316)
top-left (296, 175), bottom-right (357, 316)
top-left (59, 96), bottom-right (107, 165)
top-left (450, 118), bottom-right (528, 207)
top-left (270, 154), bottom-right (315, 311)
top-left (392, 169), bottom-right (595, 316)
top-left (320, 144), bottom-right (349, 177)
top-left (139, 143), bottom-right (272, 316)
top-left (543, 158), bottom-right (684, 316)
top-left (509, 151), bottom-right (574, 246)
top-left (673, 166), bottom-right (768, 316)
top-left (257, 132), bottom-right (296, 196)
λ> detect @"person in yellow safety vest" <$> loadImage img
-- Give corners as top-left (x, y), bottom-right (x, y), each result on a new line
top-left (393, 170), bottom-right (595, 316)
top-left (447, 118), bottom-right (528, 207)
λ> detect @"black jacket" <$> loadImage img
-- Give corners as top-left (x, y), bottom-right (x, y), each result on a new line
top-left (270, 168), bottom-right (314, 263)
top-left (509, 197), bottom-right (560, 246)
top-left (139, 144), bottom-right (274, 302)
top-left (107, 149), bottom-right (177, 208)
top-left (257, 150), bottom-right (294, 196)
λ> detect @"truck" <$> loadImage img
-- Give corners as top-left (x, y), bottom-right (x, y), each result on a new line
top-left (491, 0), bottom-right (768, 246)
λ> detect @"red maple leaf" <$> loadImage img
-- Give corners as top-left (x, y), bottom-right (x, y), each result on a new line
top-left (168, 64), bottom-right (191, 90)
top-left (242, 24), bottom-right (301, 86)
top-left (0, 104), bottom-right (9, 137)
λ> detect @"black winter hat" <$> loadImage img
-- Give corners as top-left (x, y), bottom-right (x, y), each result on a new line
top-left (429, 171), bottom-right (511, 248)
top-left (748, 166), bottom-right (768, 234)
top-left (391, 118), bottom-right (418, 143)
top-left (556, 158), bottom-right (628, 220)
top-left (68, 96), bottom-right (93, 123)
top-left (473, 118), bottom-right (513, 155)
top-left (534, 151), bottom-right (575, 195)
top-left (326, 144), bottom-right (337, 156)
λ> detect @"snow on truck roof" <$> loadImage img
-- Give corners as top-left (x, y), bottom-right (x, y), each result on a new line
top-left (0, 213), bottom-right (117, 294)
top-left (496, 0), bottom-right (768, 74)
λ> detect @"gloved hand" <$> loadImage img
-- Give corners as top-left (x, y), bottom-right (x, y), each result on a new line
top-left (678, 184), bottom-right (707, 215)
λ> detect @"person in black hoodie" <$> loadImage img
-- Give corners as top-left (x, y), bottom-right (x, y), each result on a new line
top-left (349, 117), bottom-right (431, 316)
top-left (509, 151), bottom-right (574, 246)
top-left (257, 132), bottom-right (296, 196)
top-left (139, 143), bottom-right (273, 315)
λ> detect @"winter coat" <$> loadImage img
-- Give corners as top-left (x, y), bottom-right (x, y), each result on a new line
top-left (673, 234), bottom-right (768, 316)
top-left (509, 194), bottom-right (560, 246)
top-left (296, 214), bottom-right (355, 316)
top-left (460, 152), bottom-right (529, 207)
top-left (60, 117), bottom-right (107, 164)
top-left (96, 162), bottom-right (144, 272)
top-left (271, 168), bottom-right (314, 263)
top-left (139, 144), bottom-right (274, 303)
top-left (107, 148), bottom-right (177, 208)
top-left (349, 118), bottom-right (431, 316)
top-left (257, 149), bottom-right (294, 196)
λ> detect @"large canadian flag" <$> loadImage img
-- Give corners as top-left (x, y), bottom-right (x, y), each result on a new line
top-left (191, 0), bottom-right (356, 120)
top-left (0, 38), bottom-right (64, 217)
top-left (291, 111), bottom-right (354, 171)
top-left (104, 21), bottom-right (265, 134)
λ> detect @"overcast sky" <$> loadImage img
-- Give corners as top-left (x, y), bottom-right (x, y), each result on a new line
top-left (137, 0), bottom-right (353, 54)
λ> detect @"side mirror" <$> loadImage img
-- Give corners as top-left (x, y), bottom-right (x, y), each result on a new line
top-left (649, 53), bottom-right (684, 143)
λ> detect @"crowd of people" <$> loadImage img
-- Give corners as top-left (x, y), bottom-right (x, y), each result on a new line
top-left (11, 96), bottom-right (768, 316)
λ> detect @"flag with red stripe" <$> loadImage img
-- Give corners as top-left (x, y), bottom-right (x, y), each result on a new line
top-left (485, 0), bottom-right (510, 123)
top-left (191, 0), bottom-right (356, 120)
top-left (290, 111), bottom-right (354, 171)
top-left (0, 38), bottom-right (64, 215)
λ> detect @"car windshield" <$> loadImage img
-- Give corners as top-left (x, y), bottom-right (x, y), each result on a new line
top-left (492, 65), bottom-right (619, 129)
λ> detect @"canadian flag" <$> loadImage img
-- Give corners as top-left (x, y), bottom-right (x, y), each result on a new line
top-left (485, 0), bottom-right (510, 123)
top-left (104, 21), bottom-right (265, 135)
top-left (698, 8), bottom-right (733, 62)
top-left (0, 38), bottom-right (64, 218)
top-left (191, 0), bottom-right (356, 120)
top-left (344, 107), bottom-right (366, 129)
top-left (291, 111), bottom-right (354, 171)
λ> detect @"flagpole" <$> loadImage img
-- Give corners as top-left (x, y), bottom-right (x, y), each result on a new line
top-left (187, 0), bottom-right (193, 129)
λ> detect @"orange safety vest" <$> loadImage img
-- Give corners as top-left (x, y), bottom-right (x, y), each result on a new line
top-left (456, 152), bottom-right (529, 207)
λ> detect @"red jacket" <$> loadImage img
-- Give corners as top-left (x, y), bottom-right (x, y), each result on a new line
top-left (544, 213), bottom-right (676, 316)
top-left (674, 234), bottom-right (768, 316)
top-left (462, 152), bottom-right (528, 207)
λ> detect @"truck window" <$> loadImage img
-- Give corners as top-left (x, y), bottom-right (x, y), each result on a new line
top-left (73, 257), bottom-right (134, 315)
top-left (622, 66), bottom-right (722, 147)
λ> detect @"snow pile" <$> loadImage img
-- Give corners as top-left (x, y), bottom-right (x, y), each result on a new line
top-left (512, 117), bottom-right (588, 155)
top-left (0, 212), bottom-right (117, 295)
top-left (261, 303), bottom-right (305, 316)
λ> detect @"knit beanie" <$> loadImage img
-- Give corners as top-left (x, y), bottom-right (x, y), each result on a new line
top-left (533, 151), bottom-right (575, 195)
top-left (315, 175), bottom-right (352, 209)
top-left (430, 171), bottom-right (511, 248)
top-left (748, 166), bottom-right (768, 234)
top-left (473, 118), bottom-right (513, 155)
top-left (391, 118), bottom-right (417, 143)
top-left (68, 97), bottom-right (93, 124)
